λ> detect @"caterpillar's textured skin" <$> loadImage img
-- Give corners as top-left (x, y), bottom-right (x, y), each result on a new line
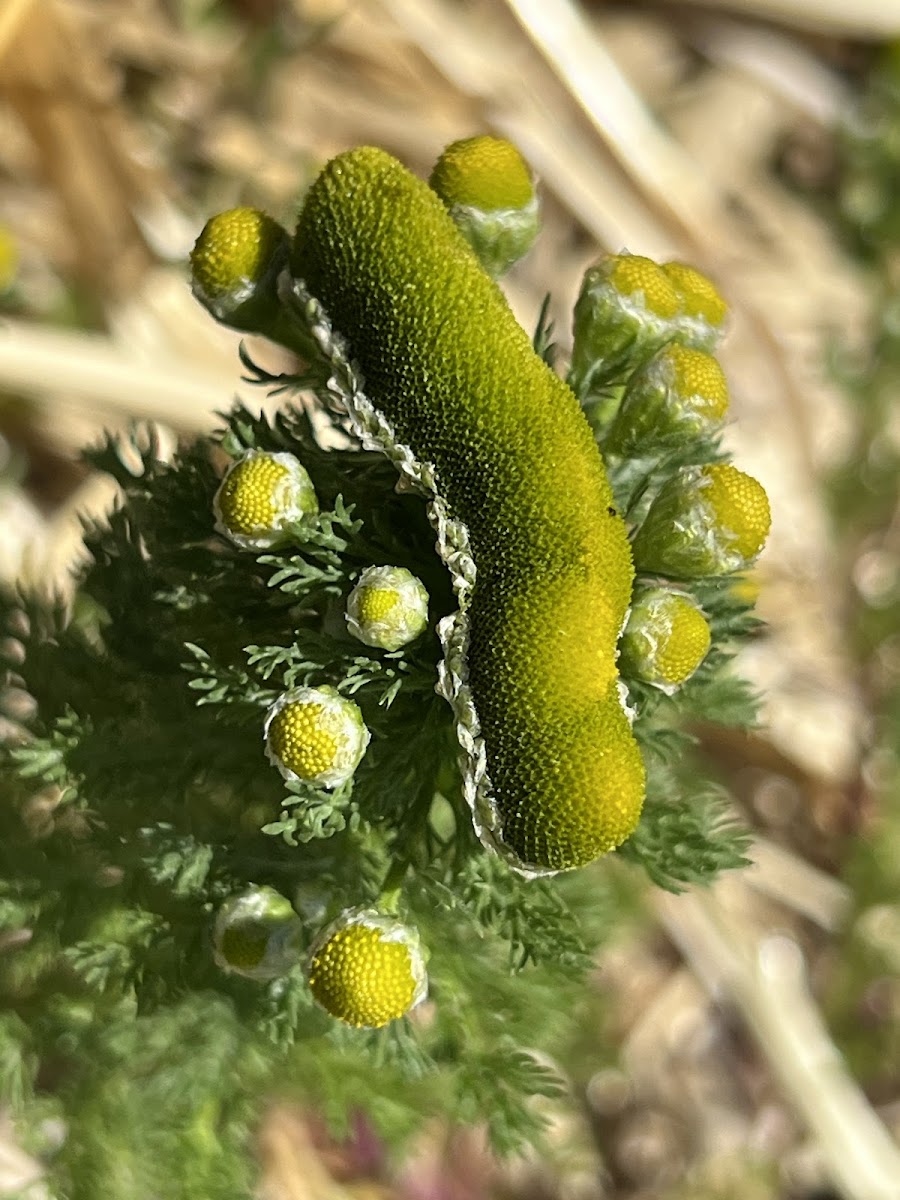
top-left (293, 147), bottom-right (645, 872)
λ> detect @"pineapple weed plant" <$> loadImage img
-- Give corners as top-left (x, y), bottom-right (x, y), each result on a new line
top-left (0, 137), bottom-right (770, 1195)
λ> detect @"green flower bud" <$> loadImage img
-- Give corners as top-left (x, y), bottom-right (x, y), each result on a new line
top-left (569, 253), bottom-right (682, 397)
top-left (264, 686), bottom-right (370, 790)
top-left (213, 450), bottom-right (318, 551)
top-left (619, 587), bottom-right (711, 692)
top-left (307, 908), bottom-right (427, 1029)
top-left (663, 260), bottom-right (729, 351)
top-left (632, 464), bottom-right (771, 577)
top-left (429, 135), bottom-right (540, 277)
top-left (190, 206), bottom-right (288, 333)
top-left (213, 885), bottom-right (303, 981)
top-left (345, 565), bottom-right (429, 651)
top-left (606, 343), bottom-right (729, 456)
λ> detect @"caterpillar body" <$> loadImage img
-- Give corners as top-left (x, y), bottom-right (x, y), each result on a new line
top-left (293, 147), bottom-right (645, 873)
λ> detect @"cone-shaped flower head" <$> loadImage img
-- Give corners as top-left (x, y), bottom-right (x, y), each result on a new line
top-left (607, 343), bottom-right (729, 456)
top-left (292, 145), bottom-right (643, 873)
top-left (619, 587), bottom-right (711, 692)
top-left (346, 565), bottom-right (429, 651)
top-left (570, 253), bottom-right (683, 397)
top-left (663, 261), bottom-right (729, 350)
top-left (213, 885), bottom-right (303, 981)
top-left (190, 206), bottom-right (289, 332)
top-left (264, 686), bottom-right (369, 790)
top-left (307, 908), bottom-right (427, 1029)
top-left (213, 449), bottom-right (318, 551)
top-left (632, 464), bottom-right (771, 577)
top-left (428, 135), bottom-right (539, 277)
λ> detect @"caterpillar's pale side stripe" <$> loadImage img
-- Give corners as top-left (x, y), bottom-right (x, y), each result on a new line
top-left (292, 147), bottom-right (645, 873)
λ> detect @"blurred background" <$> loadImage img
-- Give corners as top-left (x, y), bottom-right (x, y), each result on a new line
top-left (1, 0), bottom-right (900, 1197)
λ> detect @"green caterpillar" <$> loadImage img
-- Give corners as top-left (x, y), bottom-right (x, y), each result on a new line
top-left (293, 147), bottom-right (644, 873)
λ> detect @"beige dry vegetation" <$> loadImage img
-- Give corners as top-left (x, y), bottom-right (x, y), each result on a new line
top-left (1, 1), bottom-right (899, 1197)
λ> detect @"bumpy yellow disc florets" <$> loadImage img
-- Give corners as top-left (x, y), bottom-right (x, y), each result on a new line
top-left (293, 147), bottom-right (643, 872)
top-left (264, 686), bottom-right (370, 789)
top-left (358, 590), bottom-right (396, 622)
top-left (663, 261), bottom-right (729, 327)
top-left (632, 463), bottom-right (771, 577)
top-left (429, 135), bottom-right (534, 212)
top-left (307, 910), bottom-right (427, 1028)
top-left (668, 345), bottom-right (729, 419)
top-left (214, 450), bottom-right (318, 551)
top-left (610, 254), bottom-right (682, 320)
top-left (620, 588), bottom-right (711, 692)
top-left (655, 601), bottom-right (711, 684)
top-left (190, 207), bottom-right (286, 307)
top-left (705, 464), bottom-right (771, 561)
top-left (346, 565), bottom-right (429, 651)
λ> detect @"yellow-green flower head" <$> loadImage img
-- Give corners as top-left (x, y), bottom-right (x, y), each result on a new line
top-left (570, 253), bottom-right (683, 397)
top-left (663, 260), bottom-right (729, 349)
top-left (428, 135), bottom-right (540, 277)
top-left (430, 136), bottom-right (534, 211)
top-left (293, 146), bottom-right (644, 872)
top-left (264, 685), bottom-right (369, 790)
top-left (0, 224), bottom-right (18, 293)
top-left (632, 463), bottom-right (771, 577)
top-left (213, 450), bottom-right (318, 551)
top-left (190, 206), bottom-right (289, 332)
top-left (307, 908), bottom-right (427, 1029)
top-left (213, 885), bottom-right (303, 981)
top-left (607, 343), bottom-right (729, 455)
top-left (346, 565), bottom-right (429, 651)
top-left (619, 587), bottom-right (711, 692)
